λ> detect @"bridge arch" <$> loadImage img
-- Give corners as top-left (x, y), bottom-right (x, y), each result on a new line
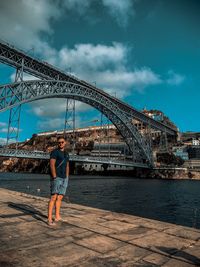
top-left (0, 80), bottom-right (153, 167)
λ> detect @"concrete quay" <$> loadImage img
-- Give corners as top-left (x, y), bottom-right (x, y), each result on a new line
top-left (1, 189), bottom-right (200, 266)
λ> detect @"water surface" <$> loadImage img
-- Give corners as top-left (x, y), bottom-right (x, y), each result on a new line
top-left (0, 172), bottom-right (200, 229)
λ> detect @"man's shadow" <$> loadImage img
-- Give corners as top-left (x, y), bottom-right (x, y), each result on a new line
top-left (2, 202), bottom-right (47, 224)
top-left (156, 246), bottom-right (200, 266)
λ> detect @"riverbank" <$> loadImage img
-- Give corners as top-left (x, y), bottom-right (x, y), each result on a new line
top-left (1, 188), bottom-right (200, 266)
top-left (78, 168), bottom-right (200, 180)
top-left (138, 168), bottom-right (200, 180)
top-left (2, 156), bottom-right (200, 180)
top-left (1, 167), bottom-right (200, 180)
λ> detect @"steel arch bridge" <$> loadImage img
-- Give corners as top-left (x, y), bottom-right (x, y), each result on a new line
top-left (0, 80), bottom-right (153, 167)
top-left (0, 40), bottom-right (178, 169)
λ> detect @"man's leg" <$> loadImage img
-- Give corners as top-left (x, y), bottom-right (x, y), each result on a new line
top-left (55, 194), bottom-right (63, 221)
top-left (48, 194), bottom-right (57, 222)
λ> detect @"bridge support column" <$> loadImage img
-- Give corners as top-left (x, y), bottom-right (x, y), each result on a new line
top-left (6, 59), bottom-right (24, 148)
top-left (159, 131), bottom-right (169, 153)
top-left (64, 99), bottom-right (76, 154)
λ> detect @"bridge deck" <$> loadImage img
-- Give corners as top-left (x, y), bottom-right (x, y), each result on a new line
top-left (0, 148), bottom-right (150, 168)
top-left (0, 188), bottom-right (200, 266)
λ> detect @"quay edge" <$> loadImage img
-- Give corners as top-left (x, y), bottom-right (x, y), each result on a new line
top-left (1, 188), bottom-right (200, 266)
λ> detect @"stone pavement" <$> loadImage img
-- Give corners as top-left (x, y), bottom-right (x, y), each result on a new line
top-left (1, 188), bottom-right (200, 266)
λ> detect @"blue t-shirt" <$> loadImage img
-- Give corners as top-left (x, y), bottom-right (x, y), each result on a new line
top-left (50, 149), bottom-right (69, 179)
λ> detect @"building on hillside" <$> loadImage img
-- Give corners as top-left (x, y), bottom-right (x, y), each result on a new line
top-left (184, 159), bottom-right (200, 170)
top-left (132, 109), bottom-right (178, 150)
top-left (192, 139), bottom-right (200, 146)
top-left (142, 108), bottom-right (178, 131)
top-left (34, 108), bottom-right (178, 156)
top-left (187, 146), bottom-right (200, 159)
top-left (36, 124), bottom-right (122, 144)
top-left (180, 132), bottom-right (200, 146)
top-left (172, 146), bottom-right (189, 160)
top-left (90, 142), bottom-right (129, 158)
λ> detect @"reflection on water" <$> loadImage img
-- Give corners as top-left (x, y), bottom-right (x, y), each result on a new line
top-left (1, 172), bottom-right (200, 229)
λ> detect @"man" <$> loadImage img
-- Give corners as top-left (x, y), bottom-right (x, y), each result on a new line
top-left (48, 136), bottom-right (69, 226)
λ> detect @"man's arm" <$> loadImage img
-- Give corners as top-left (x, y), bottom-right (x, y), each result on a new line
top-left (66, 162), bottom-right (69, 178)
top-left (50, 158), bottom-right (57, 178)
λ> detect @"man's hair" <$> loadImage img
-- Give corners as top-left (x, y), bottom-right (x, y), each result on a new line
top-left (57, 136), bottom-right (66, 141)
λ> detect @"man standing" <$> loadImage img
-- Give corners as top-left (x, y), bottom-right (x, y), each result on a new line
top-left (48, 136), bottom-right (69, 226)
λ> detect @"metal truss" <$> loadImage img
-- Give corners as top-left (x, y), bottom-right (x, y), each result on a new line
top-left (0, 148), bottom-right (149, 168)
top-left (0, 80), bottom-right (154, 167)
top-left (0, 40), bottom-right (177, 135)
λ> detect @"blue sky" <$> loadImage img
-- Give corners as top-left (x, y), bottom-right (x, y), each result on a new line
top-left (0, 0), bottom-right (199, 143)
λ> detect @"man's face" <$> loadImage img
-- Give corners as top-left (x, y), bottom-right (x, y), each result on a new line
top-left (57, 138), bottom-right (66, 149)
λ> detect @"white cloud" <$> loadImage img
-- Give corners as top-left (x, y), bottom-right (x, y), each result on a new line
top-left (61, 0), bottom-right (91, 15)
top-left (102, 0), bottom-right (135, 26)
top-left (0, 0), bottom-right (136, 53)
top-left (31, 99), bottom-right (66, 118)
top-left (0, 128), bottom-right (8, 133)
top-left (167, 71), bottom-right (185, 86)
top-left (37, 114), bottom-right (99, 131)
top-left (10, 72), bottom-right (39, 82)
top-left (30, 99), bottom-right (91, 118)
top-left (58, 42), bottom-right (127, 71)
top-left (51, 43), bottom-right (161, 96)
top-left (0, 121), bottom-right (22, 134)
top-left (0, 122), bottom-right (7, 134)
top-left (0, 138), bottom-right (14, 145)
top-left (0, 0), bottom-right (60, 50)
top-left (61, 0), bottom-right (136, 26)
top-left (0, 122), bottom-right (7, 127)
top-left (0, 137), bottom-right (7, 145)
top-left (93, 68), bottom-right (161, 94)
top-left (26, 42), bottom-right (162, 116)
top-left (38, 118), bottom-right (64, 130)
top-left (0, 127), bottom-right (21, 133)
top-left (0, 122), bottom-right (16, 145)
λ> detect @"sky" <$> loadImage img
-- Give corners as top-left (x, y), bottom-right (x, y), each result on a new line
top-left (0, 0), bottom-right (200, 143)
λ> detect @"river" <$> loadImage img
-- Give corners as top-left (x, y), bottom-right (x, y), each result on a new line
top-left (0, 172), bottom-right (200, 229)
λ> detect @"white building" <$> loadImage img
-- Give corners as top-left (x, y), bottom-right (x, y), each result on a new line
top-left (192, 139), bottom-right (200, 146)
